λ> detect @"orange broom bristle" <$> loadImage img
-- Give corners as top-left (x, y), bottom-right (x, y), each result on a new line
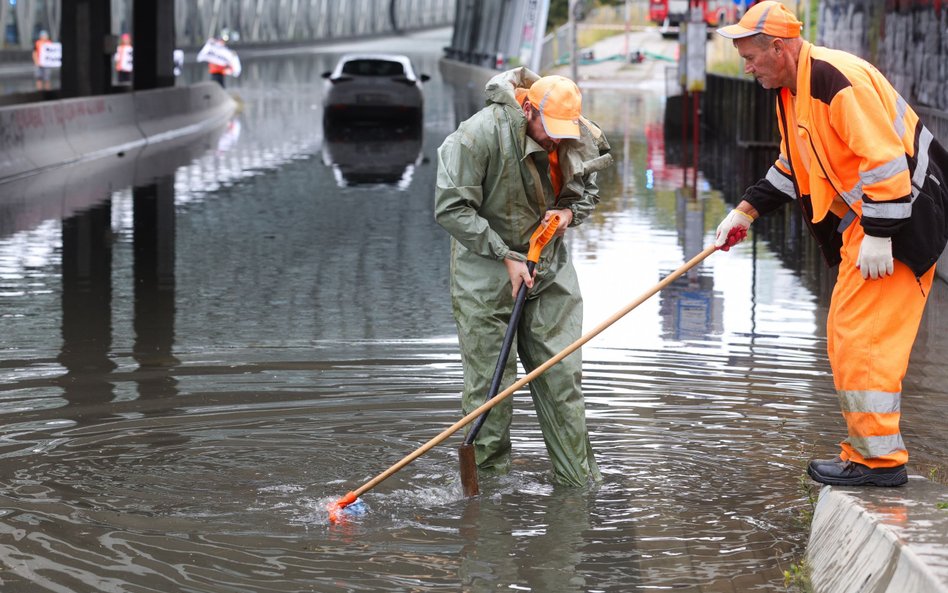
top-left (327, 491), bottom-right (357, 523)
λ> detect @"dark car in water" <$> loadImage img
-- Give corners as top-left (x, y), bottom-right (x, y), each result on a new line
top-left (321, 53), bottom-right (429, 124)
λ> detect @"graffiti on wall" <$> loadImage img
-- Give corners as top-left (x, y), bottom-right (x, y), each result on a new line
top-left (819, 0), bottom-right (947, 111)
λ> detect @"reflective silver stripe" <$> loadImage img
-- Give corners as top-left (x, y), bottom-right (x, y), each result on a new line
top-left (778, 155), bottom-right (791, 171)
top-left (840, 184), bottom-right (863, 207)
top-left (859, 156), bottom-right (907, 186)
top-left (845, 433), bottom-right (906, 459)
top-left (766, 166), bottom-right (796, 198)
top-left (838, 390), bottom-right (901, 414)
top-left (862, 200), bottom-right (912, 219)
top-left (893, 94), bottom-right (909, 139)
top-left (913, 126), bottom-right (934, 195)
top-left (837, 210), bottom-right (856, 232)
top-left (753, 5), bottom-right (773, 32)
top-left (857, 157), bottom-right (910, 219)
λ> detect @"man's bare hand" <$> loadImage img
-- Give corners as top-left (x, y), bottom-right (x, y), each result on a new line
top-left (504, 258), bottom-right (533, 299)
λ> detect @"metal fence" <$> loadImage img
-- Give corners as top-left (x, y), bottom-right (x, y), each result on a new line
top-left (0, 0), bottom-right (455, 50)
top-left (445, 0), bottom-right (549, 72)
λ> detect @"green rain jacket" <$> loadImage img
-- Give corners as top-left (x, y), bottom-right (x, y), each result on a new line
top-left (434, 68), bottom-right (610, 485)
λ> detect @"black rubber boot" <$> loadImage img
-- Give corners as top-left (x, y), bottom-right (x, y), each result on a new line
top-left (807, 458), bottom-right (907, 487)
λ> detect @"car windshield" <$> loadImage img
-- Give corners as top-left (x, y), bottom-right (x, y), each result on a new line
top-left (340, 59), bottom-right (406, 77)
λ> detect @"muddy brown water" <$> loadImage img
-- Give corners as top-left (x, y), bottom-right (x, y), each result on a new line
top-left (0, 29), bottom-right (946, 592)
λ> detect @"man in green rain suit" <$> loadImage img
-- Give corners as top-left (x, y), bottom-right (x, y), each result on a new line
top-left (434, 68), bottom-right (610, 486)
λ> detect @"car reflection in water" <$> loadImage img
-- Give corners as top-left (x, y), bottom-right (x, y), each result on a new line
top-left (322, 120), bottom-right (424, 190)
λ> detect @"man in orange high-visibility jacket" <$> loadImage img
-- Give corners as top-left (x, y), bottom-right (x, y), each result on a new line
top-left (713, 1), bottom-right (948, 486)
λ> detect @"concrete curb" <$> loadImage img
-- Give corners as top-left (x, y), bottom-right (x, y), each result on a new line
top-left (808, 476), bottom-right (948, 593)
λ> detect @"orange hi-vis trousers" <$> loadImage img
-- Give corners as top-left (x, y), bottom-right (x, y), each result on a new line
top-left (827, 221), bottom-right (935, 468)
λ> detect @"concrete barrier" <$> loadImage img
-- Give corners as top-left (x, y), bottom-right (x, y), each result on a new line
top-left (135, 82), bottom-right (234, 144)
top-left (807, 476), bottom-right (948, 593)
top-left (60, 93), bottom-right (145, 161)
top-left (0, 119), bottom-right (230, 239)
top-left (0, 101), bottom-right (79, 179)
top-left (0, 82), bottom-right (235, 184)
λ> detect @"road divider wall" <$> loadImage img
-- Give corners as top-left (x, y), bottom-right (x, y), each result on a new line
top-left (0, 82), bottom-right (236, 183)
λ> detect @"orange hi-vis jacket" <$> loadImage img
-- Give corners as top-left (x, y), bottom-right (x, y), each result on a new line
top-left (743, 41), bottom-right (948, 278)
top-left (208, 62), bottom-right (230, 75)
top-left (33, 39), bottom-right (50, 65)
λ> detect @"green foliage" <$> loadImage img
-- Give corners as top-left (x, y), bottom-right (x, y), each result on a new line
top-left (549, 0), bottom-right (569, 29)
top-left (937, 501), bottom-right (948, 510)
top-left (783, 560), bottom-right (813, 593)
top-left (548, 0), bottom-right (630, 31)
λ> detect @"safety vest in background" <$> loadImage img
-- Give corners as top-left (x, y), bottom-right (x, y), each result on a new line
top-left (33, 39), bottom-right (50, 66)
top-left (208, 62), bottom-right (230, 76)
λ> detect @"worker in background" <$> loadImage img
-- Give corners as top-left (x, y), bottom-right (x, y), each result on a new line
top-left (33, 30), bottom-right (52, 91)
top-left (713, 1), bottom-right (948, 486)
top-left (434, 69), bottom-right (611, 486)
top-left (114, 33), bottom-right (133, 85)
top-left (197, 29), bottom-right (241, 88)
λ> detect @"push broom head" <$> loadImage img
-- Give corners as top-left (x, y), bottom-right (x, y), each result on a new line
top-left (327, 491), bottom-right (358, 523)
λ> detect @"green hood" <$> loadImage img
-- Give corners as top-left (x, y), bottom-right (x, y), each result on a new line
top-left (483, 67), bottom-right (541, 110)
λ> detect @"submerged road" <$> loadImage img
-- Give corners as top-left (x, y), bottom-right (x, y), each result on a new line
top-left (0, 27), bottom-right (946, 592)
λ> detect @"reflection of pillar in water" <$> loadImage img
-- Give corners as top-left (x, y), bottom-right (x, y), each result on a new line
top-left (133, 177), bottom-right (179, 400)
top-left (59, 202), bottom-right (116, 413)
top-left (659, 272), bottom-right (719, 341)
top-left (660, 192), bottom-right (724, 341)
top-left (675, 187), bottom-right (706, 264)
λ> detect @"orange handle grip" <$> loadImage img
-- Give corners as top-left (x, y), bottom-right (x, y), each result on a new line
top-left (526, 214), bottom-right (561, 263)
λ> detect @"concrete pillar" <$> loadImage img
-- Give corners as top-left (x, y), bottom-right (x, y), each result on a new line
top-left (60, 0), bottom-right (112, 98)
top-left (133, 0), bottom-right (176, 90)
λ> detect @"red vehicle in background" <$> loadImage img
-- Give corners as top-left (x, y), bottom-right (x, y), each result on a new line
top-left (649, 0), bottom-right (738, 30)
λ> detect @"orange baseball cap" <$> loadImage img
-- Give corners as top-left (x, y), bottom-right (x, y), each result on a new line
top-left (527, 75), bottom-right (582, 139)
top-left (717, 1), bottom-right (802, 39)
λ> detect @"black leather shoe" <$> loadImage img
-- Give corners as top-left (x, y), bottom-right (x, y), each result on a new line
top-left (807, 458), bottom-right (907, 487)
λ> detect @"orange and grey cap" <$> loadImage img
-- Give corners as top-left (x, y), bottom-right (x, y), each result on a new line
top-left (717, 1), bottom-right (802, 39)
top-left (526, 75), bottom-right (582, 139)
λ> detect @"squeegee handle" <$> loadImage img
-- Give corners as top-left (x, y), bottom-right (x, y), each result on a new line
top-left (464, 214), bottom-right (559, 446)
top-left (464, 260), bottom-right (533, 445)
top-left (345, 244), bottom-right (718, 501)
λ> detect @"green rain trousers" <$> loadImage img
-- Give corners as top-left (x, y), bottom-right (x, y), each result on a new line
top-left (434, 68), bottom-right (609, 486)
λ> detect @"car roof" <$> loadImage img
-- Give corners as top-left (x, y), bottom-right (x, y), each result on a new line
top-left (332, 53), bottom-right (417, 78)
top-left (337, 53), bottom-right (412, 66)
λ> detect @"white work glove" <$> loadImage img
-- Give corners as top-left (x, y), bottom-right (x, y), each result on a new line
top-left (714, 209), bottom-right (754, 251)
top-left (856, 235), bottom-right (894, 279)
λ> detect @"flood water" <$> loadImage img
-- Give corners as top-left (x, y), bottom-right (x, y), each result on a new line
top-left (1, 28), bottom-right (946, 592)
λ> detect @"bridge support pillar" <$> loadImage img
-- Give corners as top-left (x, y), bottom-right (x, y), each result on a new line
top-left (133, 0), bottom-right (176, 90)
top-left (60, 0), bottom-right (112, 98)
